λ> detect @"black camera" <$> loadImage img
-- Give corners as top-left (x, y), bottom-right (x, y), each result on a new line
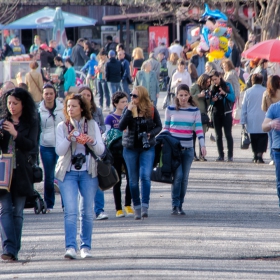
top-left (213, 92), bottom-right (223, 100)
top-left (138, 131), bottom-right (150, 150)
top-left (0, 119), bottom-right (5, 139)
top-left (204, 90), bottom-right (211, 100)
top-left (71, 153), bottom-right (86, 170)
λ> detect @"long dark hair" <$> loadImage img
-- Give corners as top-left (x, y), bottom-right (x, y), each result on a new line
top-left (1, 87), bottom-right (37, 123)
top-left (78, 86), bottom-right (97, 114)
top-left (210, 71), bottom-right (230, 94)
top-left (175, 84), bottom-right (196, 110)
top-left (267, 75), bottom-right (280, 98)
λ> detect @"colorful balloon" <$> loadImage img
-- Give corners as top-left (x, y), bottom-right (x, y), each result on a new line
top-left (209, 36), bottom-right (220, 52)
top-left (207, 50), bottom-right (225, 62)
top-left (201, 3), bottom-right (228, 21)
top-left (202, 26), bottom-right (210, 47)
top-left (213, 27), bottom-right (228, 37)
top-left (219, 36), bottom-right (228, 52)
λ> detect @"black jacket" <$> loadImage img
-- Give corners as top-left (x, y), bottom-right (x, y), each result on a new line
top-left (154, 131), bottom-right (182, 176)
top-left (230, 45), bottom-right (241, 68)
top-left (190, 54), bottom-right (208, 69)
top-left (105, 57), bottom-right (123, 83)
top-left (0, 119), bottom-right (38, 197)
top-left (119, 107), bottom-right (162, 149)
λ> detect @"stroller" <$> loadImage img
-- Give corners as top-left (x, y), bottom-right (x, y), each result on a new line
top-left (25, 189), bottom-right (47, 214)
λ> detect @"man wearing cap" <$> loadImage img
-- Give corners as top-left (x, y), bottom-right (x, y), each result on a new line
top-left (71, 38), bottom-right (89, 70)
top-left (118, 50), bottom-right (131, 97)
top-left (190, 46), bottom-right (208, 77)
top-left (105, 50), bottom-right (123, 97)
top-left (39, 43), bottom-right (54, 69)
top-left (81, 53), bottom-right (98, 87)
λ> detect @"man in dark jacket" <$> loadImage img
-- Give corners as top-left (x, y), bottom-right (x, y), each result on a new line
top-left (117, 50), bottom-right (130, 97)
top-left (190, 46), bottom-right (208, 77)
top-left (71, 38), bottom-right (89, 70)
top-left (105, 50), bottom-right (123, 97)
top-left (228, 38), bottom-right (241, 70)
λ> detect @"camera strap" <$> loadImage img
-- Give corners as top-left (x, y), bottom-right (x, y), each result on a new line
top-left (66, 119), bottom-right (88, 134)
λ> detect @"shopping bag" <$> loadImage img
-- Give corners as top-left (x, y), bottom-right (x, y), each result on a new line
top-left (0, 153), bottom-right (13, 192)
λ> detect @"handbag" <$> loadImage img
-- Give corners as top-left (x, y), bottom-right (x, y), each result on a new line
top-left (28, 155), bottom-right (43, 183)
top-left (151, 166), bottom-right (173, 184)
top-left (0, 152), bottom-right (13, 193)
top-left (207, 105), bottom-right (214, 128)
top-left (241, 125), bottom-right (251, 149)
top-left (105, 128), bottom-right (123, 150)
top-left (201, 113), bottom-right (210, 125)
top-left (132, 68), bottom-right (138, 78)
top-left (85, 145), bottom-right (119, 191)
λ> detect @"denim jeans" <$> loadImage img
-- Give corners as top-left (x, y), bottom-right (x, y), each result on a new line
top-left (94, 188), bottom-right (105, 216)
top-left (123, 147), bottom-right (155, 209)
top-left (273, 149), bottom-right (280, 207)
top-left (171, 147), bottom-right (194, 208)
top-left (269, 131), bottom-right (274, 160)
top-left (40, 146), bottom-right (58, 209)
top-left (0, 193), bottom-right (26, 257)
top-left (107, 82), bottom-right (120, 97)
top-left (58, 171), bottom-right (98, 250)
top-left (120, 80), bottom-right (130, 100)
top-left (97, 79), bottom-right (110, 108)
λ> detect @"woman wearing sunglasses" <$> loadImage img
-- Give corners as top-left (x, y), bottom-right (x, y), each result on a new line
top-left (164, 84), bottom-right (206, 215)
top-left (38, 84), bottom-right (65, 213)
top-left (55, 93), bottom-right (105, 259)
top-left (119, 86), bottom-right (162, 219)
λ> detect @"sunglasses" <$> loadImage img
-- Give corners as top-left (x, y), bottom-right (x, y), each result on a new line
top-left (130, 93), bottom-right (138, 98)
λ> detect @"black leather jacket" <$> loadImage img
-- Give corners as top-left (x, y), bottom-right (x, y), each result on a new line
top-left (119, 106), bottom-right (162, 149)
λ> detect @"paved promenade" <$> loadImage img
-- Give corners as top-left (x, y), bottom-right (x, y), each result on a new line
top-left (1, 94), bottom-right (280, 279)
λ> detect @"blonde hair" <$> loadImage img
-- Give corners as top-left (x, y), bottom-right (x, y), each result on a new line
top-left (141, 60), bottom-right (151, 71)
top-left (169, 52), bottom-right (179, 65)
top-left (133, 86), bottom-right (153, 118)
top-left (132, 47), bottom-right (144, 60)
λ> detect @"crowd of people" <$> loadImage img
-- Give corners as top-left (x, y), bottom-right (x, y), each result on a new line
top-left (1, 31), bottom-right (280, 262)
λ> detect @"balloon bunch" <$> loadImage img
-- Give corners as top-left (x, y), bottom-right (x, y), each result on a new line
top-left (198, 4), bottom-right (232, 62)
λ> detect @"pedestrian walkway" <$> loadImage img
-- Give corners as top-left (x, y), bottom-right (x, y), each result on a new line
top-left (1, 93), bottom-right (279, 279)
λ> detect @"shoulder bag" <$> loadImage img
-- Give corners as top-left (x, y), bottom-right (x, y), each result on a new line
top-left (0, 150), bottom-right (13, 193)
top-left (85, 145), bottom-right (119, 191)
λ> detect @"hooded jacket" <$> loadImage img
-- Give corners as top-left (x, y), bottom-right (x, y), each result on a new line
top-left (105, 57), bottom-right (123, 83)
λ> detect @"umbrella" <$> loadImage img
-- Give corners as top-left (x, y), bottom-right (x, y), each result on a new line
top-left (242, 39), bottom-right (280, 62)
top-left (2, 7), bottom-right (97, 29)
top-left (52, 7), bottom-right (67, 56)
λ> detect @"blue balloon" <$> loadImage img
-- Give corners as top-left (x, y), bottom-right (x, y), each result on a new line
top-left (202, 26), bottom-right (210, 47)
top-left (202, 3), bottom-right (228, 21)
top-left (225, 47), bottom-right (232, 58)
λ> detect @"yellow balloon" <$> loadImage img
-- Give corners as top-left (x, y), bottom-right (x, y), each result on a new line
top-left (219, 36), bottom-right (228, 52)
top-left (207, 50), bottom-right (225, 62)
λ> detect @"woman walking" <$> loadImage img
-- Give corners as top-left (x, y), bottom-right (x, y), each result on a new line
top-left (39, 84), bottom-right (65, 213)
top-left (55, 93), bottom-right (105, 259)
top-left (164, 84), bottom-right (206, 215)
top-left (0, 88), bottom-right (38, 261)
top-left (119, 86), bottom-right (162, 219)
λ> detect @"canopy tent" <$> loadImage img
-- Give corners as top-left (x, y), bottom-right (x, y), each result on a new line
top-left (3, 7), bottom-right (97, 29)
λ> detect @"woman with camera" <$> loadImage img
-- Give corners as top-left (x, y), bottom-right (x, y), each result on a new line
top-left (55, 93), bottom-right (105, 259)
top-left (209, 71), bottom-right (235, 162)
top-left (0, 88), bottom-right (38, 261)
top-left (164, 83), bottom-right (206, 215)
top-left (119, 86), bottom-right (162, 219)
top-left (190, 74), bottom-right (211, 161)
top-left (39, 84), bottom-right (64, 213)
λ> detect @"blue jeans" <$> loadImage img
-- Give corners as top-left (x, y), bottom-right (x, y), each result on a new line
top-left (107, 82), bottom-right (120, 97)
top-left (273, 149), bottom-right (280, 207)
top-left (40, 146), bottom-right (58, 209)
top-left (171, 148), bottom-right (194, 208)
top-left (123, 147), bottom-right (155, 209)
top-left (0, 193), bottom-right (26, 257)
top-left (269, 131), bottom-right (274, 160)
top-left (97, 79), bottom-right (110, 108)
top-left (94, 188), bottom-right (105, 216)
top-left (58, 171), bottom-right (98, 250)
top-left (120, 80), bottom-right (131, 100)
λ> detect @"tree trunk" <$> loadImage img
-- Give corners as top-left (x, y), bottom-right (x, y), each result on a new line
top-left (261, 0), bottom-right (280, 40)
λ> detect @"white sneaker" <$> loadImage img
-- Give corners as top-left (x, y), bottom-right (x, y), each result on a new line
top-left (64, 248), bottom-right (77, 259)
top-left (269, 160), bottom-right (275, 165)
top-left (96, 212), bottom-right (108, 220)
top-left (80, 248), bottom-right (93, 259)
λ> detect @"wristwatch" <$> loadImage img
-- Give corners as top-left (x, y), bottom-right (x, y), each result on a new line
top-left (70, 130), bottom-right (80, 142)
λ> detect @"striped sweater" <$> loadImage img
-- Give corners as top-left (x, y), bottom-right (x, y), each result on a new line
top-left (164, 105), bottom-right (205, 148)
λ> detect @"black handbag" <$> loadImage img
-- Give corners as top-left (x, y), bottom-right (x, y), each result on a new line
top-left (85, 145), bottom-right (119, 191)
top-left (28, 155), bottom-right (43, 183)
top-left (151, 166), bottom-right (173, 184)
top-left (201, 113), bottom-right (210, 125)
top-left (241, 126), bottom-right (251, 149)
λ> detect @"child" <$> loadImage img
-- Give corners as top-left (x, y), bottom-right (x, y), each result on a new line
top-left (81, 53), bottom-right (98, 86)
